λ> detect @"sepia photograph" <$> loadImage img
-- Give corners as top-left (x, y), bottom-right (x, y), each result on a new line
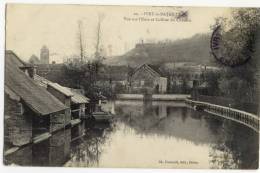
top-left (3, 3), bottom-right (260, 169)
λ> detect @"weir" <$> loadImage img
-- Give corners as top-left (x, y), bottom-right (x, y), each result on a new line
top-left (185, 99), bottom-right (259, 133)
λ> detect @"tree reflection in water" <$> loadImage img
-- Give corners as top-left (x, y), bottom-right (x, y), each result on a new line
top-left (8, 100), bottom-right (256, 168)
top-left (113, 100), bottom-right (258, 169)
top-left (65, 122), bottom-right (114, 167)
top-left (208, 119), bottom-right (259, 169)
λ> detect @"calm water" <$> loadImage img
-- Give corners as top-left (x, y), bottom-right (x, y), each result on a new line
top-left (5, 100), bottom-right (259, 169)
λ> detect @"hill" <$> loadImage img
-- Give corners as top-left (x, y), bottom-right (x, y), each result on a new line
top-left (105, 33), bottom-right (216, 67)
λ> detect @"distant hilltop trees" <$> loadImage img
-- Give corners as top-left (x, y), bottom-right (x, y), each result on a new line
top-left (105, 33), bottom-right (214, 67)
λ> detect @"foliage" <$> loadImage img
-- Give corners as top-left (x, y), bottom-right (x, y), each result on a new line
top-left (212, 8), bottom-right (260, 67)
top-left (212, 8), bottom-right (260, 103)
top-left (107, 34), bottom-right (214, 66)
top-left (203, 71), bottom-right (221, 96)
top-left (63, 57), bottom-right (105, 101)
top-left (113, 82), bottom-right (126, 94)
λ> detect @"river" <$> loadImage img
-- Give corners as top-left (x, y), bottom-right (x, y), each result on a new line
top-left (5, 100), bottom-right (259, 169)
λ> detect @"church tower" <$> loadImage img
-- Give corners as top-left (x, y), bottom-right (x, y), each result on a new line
top-left (40, 45), bottom-right (49, 64)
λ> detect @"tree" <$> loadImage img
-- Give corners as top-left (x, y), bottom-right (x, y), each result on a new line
top-left (212, 9), bottom-right (260, 67)
top-left (29, 54), bottom-right (40, 64)
top-left (203, 71), bottom-right (221, 96)
top-left (212, 8), bottom-right (260, 104)
top-left (94, 13), bottom-right (105, 62)
top-left (63, 15), bottom-right (107, 101)
top-left (77, 20), bottom-right (86, 62)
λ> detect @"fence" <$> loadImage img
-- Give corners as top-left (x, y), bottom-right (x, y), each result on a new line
top-left (185, 99), bottom-right (259, 133)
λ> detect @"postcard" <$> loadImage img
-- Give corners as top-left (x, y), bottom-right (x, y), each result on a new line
top-left (4, 4), bottom-right (259, 169)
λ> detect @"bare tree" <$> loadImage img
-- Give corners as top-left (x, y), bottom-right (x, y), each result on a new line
top-left (94, 13), bottom-right (105, 61)
top-left (77, 20), bottom-right (85, 62)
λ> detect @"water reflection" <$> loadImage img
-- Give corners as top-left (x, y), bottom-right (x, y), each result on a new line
top-left (6, 128), bottom-right (71, 166)
top-left (65, 122), bottom-right (114, 167)
top-left (5, 100), bottom-right (259, 169)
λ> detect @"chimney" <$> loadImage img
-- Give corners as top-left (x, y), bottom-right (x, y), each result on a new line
top-left (28, 66), bottom-right (36, 79)
top-left (20, 65), bottom-right (36, 79)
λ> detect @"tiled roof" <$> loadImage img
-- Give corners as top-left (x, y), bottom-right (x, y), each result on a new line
top-left (34, 74), bottom-right (51, 88)
top-left (47, 82), bottom-right (73, 97)
top-left (5, 51), bottom-right (68, 115)
top-left (130, 64), bottom-right (166, 77)
top-left (147, 64), bottom-right (165, 77)
top-left (68, 88), bottom-right (89, 104)
top-left (5, 50), bottom-right (27, 68)
top-left (35, 74), bottom-right (89, 104)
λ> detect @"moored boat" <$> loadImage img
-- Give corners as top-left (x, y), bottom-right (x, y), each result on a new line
top-left (92, 111), bottom-right (113, 122)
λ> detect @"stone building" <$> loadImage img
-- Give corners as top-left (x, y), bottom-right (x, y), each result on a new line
top-left (69, 88), bottom-right (89, 140)
top-left (46, 83), bottom-right (90, 141)
top-left (35, 75), bottom-right (89, 140)
top-left (129, 64), bottom-right (167, 94)
top-left (162, 62), bottom-right (220, 93)
top-left (46, 82), bottom-right (73, 129)
top-left (4, 51), bottom-right (68, 152)
top-left (34, 74), bottom-right (89, 141)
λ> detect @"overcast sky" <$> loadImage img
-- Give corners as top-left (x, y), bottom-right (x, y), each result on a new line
top-left (6, 4), bottom-right (231, 63)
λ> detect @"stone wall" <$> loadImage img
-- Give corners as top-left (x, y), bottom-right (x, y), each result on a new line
top-left (4, 93), bottom-right (32, 147)
top-left (47, 86), bottom-right (71, 125)
top-left (50, 111), bottom-right (66, 132)
top-left (4, 145), bottom-right (32, 165)
top-left (49, 129), bottom-right (71, 166)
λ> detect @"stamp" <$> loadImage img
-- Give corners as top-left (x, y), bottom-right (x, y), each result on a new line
top-left (210, 25), bottom-right (250, 67)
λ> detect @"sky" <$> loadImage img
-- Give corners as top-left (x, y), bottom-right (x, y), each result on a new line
top-left (6, 4), bottom-right (231, 63)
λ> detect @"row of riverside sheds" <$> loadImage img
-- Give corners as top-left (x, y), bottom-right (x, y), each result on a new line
top-left (4, 50), bottom-right (89, 155)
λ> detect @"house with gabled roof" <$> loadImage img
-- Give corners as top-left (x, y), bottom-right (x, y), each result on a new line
top-left (4, 51), bottom-right (68, 151)
top-left (128, 64), bottom-right (167, 94)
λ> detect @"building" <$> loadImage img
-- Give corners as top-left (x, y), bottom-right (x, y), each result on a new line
top-left (4, 51), bottom-right (68, 153)
top-left (69, 88), bottom-right (89, 140)
top-left (40, 45), bottom-right (49, 64)
top-left (34, 74), bottom-right (89, 141)
top-left (129, 64), bottom-right (167, 94)
top-left (163, 62), bottom-right (220, 92)
top-left (46, 82), bottom-right (73, 127)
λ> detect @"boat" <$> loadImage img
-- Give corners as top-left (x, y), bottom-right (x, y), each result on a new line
top-left (92, 111), bottom-right (113, 122)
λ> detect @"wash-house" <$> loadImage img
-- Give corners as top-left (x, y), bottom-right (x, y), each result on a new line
top-left (47, 82), bottom-right (88, 141)
top-left (68, 88), bottom-right (90, 140)
top-left (34, 74), bottom-right (90, 140)
top-left (4, 51), bottom-right (68, 153)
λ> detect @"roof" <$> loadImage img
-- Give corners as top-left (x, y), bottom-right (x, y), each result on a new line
top-left (35, 74), bottom-right (89, 104)
top-left (146, 64), bottom-right (165, 77)
top-left (130, 64), bottom-right (166, 77)
top-left (68, 88), bottom-right (90, 104)
top-left (47, 82), bottom-right (73, 97)
top-left (5, 50), bottom-right (27, 68)
top-left (34, 74), bottom-right (51, 88)
top-left (5, 51), bottom-right (68, 115)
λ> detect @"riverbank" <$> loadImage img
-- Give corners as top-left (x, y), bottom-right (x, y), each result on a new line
top-left (116, 94), bottom-right (190, 101)
top-left (185, 99), bottom-right (259, 133)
